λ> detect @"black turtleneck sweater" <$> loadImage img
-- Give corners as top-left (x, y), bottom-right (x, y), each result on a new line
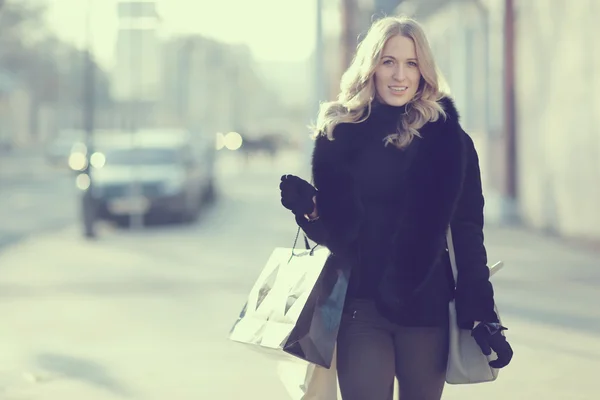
top-left (349, 102), bottom-right (419, 299)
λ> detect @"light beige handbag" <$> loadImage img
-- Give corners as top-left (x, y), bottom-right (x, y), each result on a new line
top-left (445, 227), bottom-right (505, 384)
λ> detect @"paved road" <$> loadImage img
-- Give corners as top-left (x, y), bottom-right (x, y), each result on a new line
top-left (0, 151), bottom-right (598, 399)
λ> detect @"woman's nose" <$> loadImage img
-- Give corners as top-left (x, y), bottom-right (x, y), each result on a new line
top-left (393, 65), bottom-right (406, 80)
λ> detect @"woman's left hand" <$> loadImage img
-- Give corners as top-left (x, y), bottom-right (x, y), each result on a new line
top-left (471, 322), bottom-right (513, 368)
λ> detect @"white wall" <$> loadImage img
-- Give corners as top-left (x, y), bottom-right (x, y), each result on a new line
top-left (515, 0), bottom-right (600, 238)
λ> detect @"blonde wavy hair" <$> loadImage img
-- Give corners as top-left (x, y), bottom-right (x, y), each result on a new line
top-left (313, 16), bottom-right (449, 149)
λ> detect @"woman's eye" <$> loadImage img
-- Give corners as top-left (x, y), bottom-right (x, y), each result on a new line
top-left (383, 59), bottom-right (394, 65)
top-left (408, 61), bottom-right (418, 67)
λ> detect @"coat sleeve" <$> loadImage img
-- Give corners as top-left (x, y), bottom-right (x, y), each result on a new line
top-left (294, 132), bottom-right (364, 254)
top-left (451, 133), bottom-right (499, 329)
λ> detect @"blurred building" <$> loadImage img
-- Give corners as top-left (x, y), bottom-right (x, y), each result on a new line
top-left (396, 0), bottom-right (600, 240)
top-left (159, 35), bottom-right (280, 138)
top-left (112, 0), bottom-right (162, 106)
top-left (0, 70), bottom-right (31, 147)
top-left (109, 0), bottom-right (283, 137)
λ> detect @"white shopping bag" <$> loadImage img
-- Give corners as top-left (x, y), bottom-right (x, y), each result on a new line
top-left (229, 245), bottom-right (336, 364)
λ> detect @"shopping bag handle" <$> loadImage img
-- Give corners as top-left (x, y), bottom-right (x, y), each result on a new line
top-left (288, 176), bottom-right (320, 261)
top-left (289, 226), bottom-right (320, 263)
top-left (292, 225), bottom-right (311, 251)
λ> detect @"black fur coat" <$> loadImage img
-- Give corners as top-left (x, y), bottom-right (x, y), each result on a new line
top-left (296, 97), bottom-right (498, 329)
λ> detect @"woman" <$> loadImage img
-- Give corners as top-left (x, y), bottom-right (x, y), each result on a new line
top-left (279, 16), bottom-right (512, 400)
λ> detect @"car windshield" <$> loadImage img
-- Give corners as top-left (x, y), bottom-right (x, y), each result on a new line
top-left (103, 147), bottom-right (179, 166)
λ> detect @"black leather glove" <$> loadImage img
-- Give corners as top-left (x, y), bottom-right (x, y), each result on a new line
top-left (471, 322), bottom-right (513, 368)
top-left (279, 174), bottom-right (317, 216)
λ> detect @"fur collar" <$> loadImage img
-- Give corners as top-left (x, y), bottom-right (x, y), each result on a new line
top-left (311, 97), bottom-right (468, 306)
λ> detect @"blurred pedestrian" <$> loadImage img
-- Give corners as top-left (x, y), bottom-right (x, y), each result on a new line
top-left (279, 15), bottom-right (513, 400)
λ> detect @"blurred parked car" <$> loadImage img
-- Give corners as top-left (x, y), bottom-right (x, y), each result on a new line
top-left (77, 129), bottom-right (216, 225)
top-left (235, 131), bottom-right (293, 162)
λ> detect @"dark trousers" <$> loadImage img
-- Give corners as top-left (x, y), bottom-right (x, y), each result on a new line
top-left (336, 299), bottom-right (449, 400)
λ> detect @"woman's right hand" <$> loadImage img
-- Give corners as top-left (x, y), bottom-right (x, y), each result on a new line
top-left (279, 174), bottom-right (317, 217)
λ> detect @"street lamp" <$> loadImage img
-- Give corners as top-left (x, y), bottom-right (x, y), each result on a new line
top-left (81, 0), bottom-right (97, 238)
top-left (314, 0), bottom-right (325, 117)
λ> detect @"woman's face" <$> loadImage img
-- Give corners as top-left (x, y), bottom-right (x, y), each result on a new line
top-left (373, 35), bottom-right (422, 107)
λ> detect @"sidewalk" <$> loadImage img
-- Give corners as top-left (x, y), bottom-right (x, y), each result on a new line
top-left (0, 145), bottom-right (64, 185)
top-left (0, 215), bottom-right (598, 399)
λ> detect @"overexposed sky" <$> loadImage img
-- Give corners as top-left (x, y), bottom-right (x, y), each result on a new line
top-left (44, 0), bottom-right (326, 67)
